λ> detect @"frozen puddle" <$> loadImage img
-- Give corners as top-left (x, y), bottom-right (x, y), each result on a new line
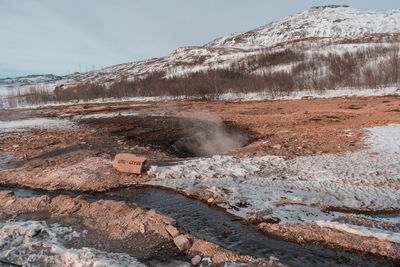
top-left (147, 124), bottom-right (400, 239)
top-left (0, 220), bottom-right (146, 267)
top-left (0, 118), bottom-right (75, 132)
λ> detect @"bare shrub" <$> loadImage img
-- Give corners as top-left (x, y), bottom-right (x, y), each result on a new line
top-left (11, 41), bottom-right (400, 106)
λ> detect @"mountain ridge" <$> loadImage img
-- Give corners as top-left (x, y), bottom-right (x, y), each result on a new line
top-left (2, 5), bottom-right (400, 94)
top-left (205, 5), bottom-right (400, 49)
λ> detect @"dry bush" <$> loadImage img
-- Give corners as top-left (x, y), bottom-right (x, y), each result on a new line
top-left (10, 41), bottom-right (400, 106)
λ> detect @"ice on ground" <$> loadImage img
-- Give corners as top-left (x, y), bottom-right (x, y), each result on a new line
top-left (147, 124), bottom-right (400, 237)
top-left (0, 220), bottom-right (146, 267)
top-left (0, 118), bottom-right (75, 132)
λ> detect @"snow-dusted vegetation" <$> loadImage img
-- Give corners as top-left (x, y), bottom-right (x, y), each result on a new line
top-left (2, 5), bottom-right (400, 108)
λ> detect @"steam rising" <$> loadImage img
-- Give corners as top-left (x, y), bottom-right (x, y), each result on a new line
top-left (172, 113), bottom-right (247, 157)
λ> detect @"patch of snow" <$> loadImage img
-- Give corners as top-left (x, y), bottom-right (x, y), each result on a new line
top-left (0, 220), bottom-right (146, 267)
top-left (0, 221), bottom-right (145, 267)
top-left (218, 87), bottom-right (400, 101)
top-left (317, 220), bottom-right (400, 243)
top-left (3, 95), bottom-right (190, 110)
top-left (0, 118), bottom-right (75, 132)
top-left (74, 112), bottom-right (172, 120)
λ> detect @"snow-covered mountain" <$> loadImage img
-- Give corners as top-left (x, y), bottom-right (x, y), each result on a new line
top-left (2, 5), bottom-right (400, 95)
top-left (206, 5), bottom-right (400, 49)
top-left (0, 74), bottom-right (62, 86)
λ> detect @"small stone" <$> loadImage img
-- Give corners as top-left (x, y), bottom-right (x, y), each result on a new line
top-left (5, 199), bottom-right (15, 206)
top-left (272, 144), bottom-right (282, 150)
top-left (265, 217), bottom-right (281, 224)
top-left (173, 235), bottom-right (191, 251)
top-left (221, 230), bottom-right (232, 238)
top-left (26, 228), bottom-right (41, 237)
top-left (207, 198), bottom-right (214, 203)
top-left (139, 224), bottom-right (146, 234)
top-left (162, 216), bottom-right (176, 225)
top-left (269, 256), bottom-right (279, 261)
top-left (165, 225), bottom-right (180, 238)
top-left (191, 255), bottom-right (202, 265)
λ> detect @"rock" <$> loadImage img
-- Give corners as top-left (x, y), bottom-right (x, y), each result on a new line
top-left (165, 225), bottom-right (180, 238)
top-left (139, 224), bottom-right (146, 234)
top-left (173, 235), bottom-right (191, 251)
top-left (161, 216), bottom-right (176, 225)
top-left (113, 153), bottom-right (147, 174)
top-left (5, 199), bottom-right (15, 206)
top-left (221, 230), bottom-right (232, 238)
top-left (269, 256), bottom-right (279, 261)
top-left (191, 255), bottom-right (202, 265)
top-left (272, 144), bottom-right (282, 150)
top-left (265, 217), bottom-right (281, 224)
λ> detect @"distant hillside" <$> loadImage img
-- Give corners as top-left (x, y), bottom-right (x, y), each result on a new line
top-left (2, 5), bottom-right (400, 107)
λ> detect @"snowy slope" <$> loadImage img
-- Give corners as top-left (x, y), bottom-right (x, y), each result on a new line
top-left (2, 5), bottom-right (400, 100)
top-left (0, 74), bottom-right (62, 85)
top-left (206, 5), bottom-right (400, 49)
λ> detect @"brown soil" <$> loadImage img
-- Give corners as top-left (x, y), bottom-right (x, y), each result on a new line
top-left (1, 95), bottom-right (400, 264)
top-left (1, 95), bottom-right (400, 192)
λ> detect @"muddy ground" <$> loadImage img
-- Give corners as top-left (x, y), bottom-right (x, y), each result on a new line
top-left (1, 95), bottom-right (400, 265)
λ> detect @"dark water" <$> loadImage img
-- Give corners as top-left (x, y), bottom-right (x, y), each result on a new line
top-left (0, 186), bottom-right (395, 267)
top-left (0, 154), bottom-right (18, 171)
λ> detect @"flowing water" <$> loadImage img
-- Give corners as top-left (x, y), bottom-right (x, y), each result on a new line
top-left (0, 186), bottom-right (394, 267)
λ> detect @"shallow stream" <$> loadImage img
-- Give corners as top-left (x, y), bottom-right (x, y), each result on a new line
top-left (0, 186), bottom-right (394, 267)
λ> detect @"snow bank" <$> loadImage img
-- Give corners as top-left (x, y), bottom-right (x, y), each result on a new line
top-left (74, 111), bottom-right (171, 120)
top-left (0, 118), bottom-right (75, 132)
top-left (218, 87), bottom-right (400, 101)
top-left (317, 220), bottom-right (400, 243)
top-left (0, 220), bottom-right (145, 267)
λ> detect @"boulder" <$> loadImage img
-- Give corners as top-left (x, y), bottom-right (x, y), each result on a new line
top-left (165, 225), bottom-right (180, 238)
top-left (173, 235), bottom-right (191, 251)
top-left (113, 153), bottom-right (147, 174)
top-left (191, 255), bottom-right (202, 265)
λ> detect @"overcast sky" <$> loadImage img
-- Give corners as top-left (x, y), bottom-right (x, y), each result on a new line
top-left (1, 0), bottom-right (399, 78)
